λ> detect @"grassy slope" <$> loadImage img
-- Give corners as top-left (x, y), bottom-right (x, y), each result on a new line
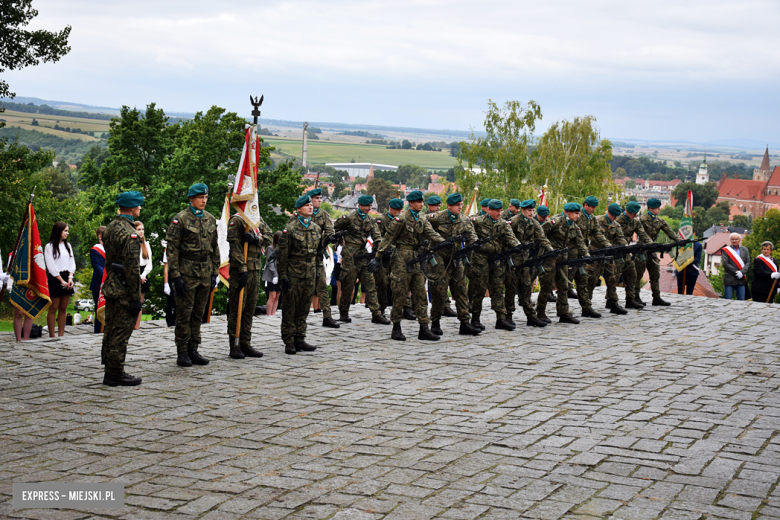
top-left (1, 109), bottom-right (108, 140)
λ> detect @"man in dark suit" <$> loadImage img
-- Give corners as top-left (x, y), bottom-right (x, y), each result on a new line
top-left (89, 226), bottom-right (106, 333)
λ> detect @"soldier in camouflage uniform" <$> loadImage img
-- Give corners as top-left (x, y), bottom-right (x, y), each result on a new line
top-left (469, 199), bottom-right (521, 331)
top-left (509, 200), bottom-right (552, 327)
top-left (227, 205), bottom-right (272, 359)
top-left (166, 183), bottom-right (220, 368)
top-left (375, 198), bottom-right (403, 314)
top-left (502, 198), bottom-right (525, 324)
top-left (536, 203), bottom-right (591, 324)
top-left (278, 195), bottom-right (322, 355)
top-left (101, 191), bottom-right (145, 386)
top-left (571, 196), bottom-right (611, 319)
top-left (639, 198), bottom-right (677, 306)
top-left (426, 193), bottom-right (481, 336)
top-left (334, 195), bottom-right (390, 325)
top-left (587, 203), bottom-right (632, 315)
top-left (500, 199), bottom-right (521, 222)
top-left (369, 190), bottom-right (444, 341)
top-left (425, 195), bottom-right (456, 318)
top-left (614, 201), bottom-right (653, 309)
top-left (467, 198), bottom-right (497, 307)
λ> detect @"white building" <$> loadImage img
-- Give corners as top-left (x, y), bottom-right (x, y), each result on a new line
top-left (696, 154), bottom-right (709, 185)
top-left (325, 162), bottom-right (397, 177)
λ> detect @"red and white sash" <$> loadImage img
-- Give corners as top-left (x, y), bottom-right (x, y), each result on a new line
top-left (91, 244), bottom-right (106, 259)
top-left (756, 255), bottom-right (778, 273)
top-left (722, 246), bottom-right (745, 270)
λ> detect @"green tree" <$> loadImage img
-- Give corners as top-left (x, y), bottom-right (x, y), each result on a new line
top-left (744, 209), bottom-right (780, 260)
top-left (625, 179), bottom-right (636, 189)
top-left (732, 214), bottom-right (752, 230)
top-left (396, 164), bottom-right (427, 185)
top-left (365, 178), bottom-right (397, 210)
top-left (331, 176), bottom-right (347, 199)
top-left (671, 182), bottom-right (719, 209)
top-left (401, 139), bottom-right (412, 150)
top-left (614, 167), bottom-right (627, 178)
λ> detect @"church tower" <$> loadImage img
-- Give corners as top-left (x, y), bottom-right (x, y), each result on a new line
top-left (754, 146), bottom-right (771, 182)
top-left (696, 152), bottom-right (709, 184)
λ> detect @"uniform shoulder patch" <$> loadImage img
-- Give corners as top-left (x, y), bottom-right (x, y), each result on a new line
top-left (283, 229), bottom-right (287, 233)
top-left (172, 219), bottom-right (178, 224)
top-left (376, 219), bottom-right (382, 223)
top-left (341, 215), bottom-right (347, 219)
top-left (394, 217), bottom-right (400, 221)
top-left (229, 221), bottom-right (234, 226)
top-left (472, 217), bottom-right (476, 221)
top-left (131, 234), bottom-right (138, 239)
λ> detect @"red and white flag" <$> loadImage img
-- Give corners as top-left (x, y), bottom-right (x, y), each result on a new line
top-left (539, 184), bottom-right (548, 208)
top-left (231, 125), bottom-right (263, 232)
top-left (216, 193), bottom-right (231, 286)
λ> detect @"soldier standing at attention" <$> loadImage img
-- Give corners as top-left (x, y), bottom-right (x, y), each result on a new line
top-left (425, 195), bottom-right (454, 316)
top-left (166, 183), bottom-right (220, 368)
top-left (501, 199), bottom-right (521, 221)
top-left (509, 199), bottom-right (552, 327)
top-left (426, 193), bottom-right (481, 336)
top-left (533, 205), bottom-right (558, 304)
top-left (369, 190), bottom-right (444, 341)
top-left (587, 203), bottom-right (632, 315)
top-left (375, 198), bottom-right (404, 316)
top-left (307, 188), bottom-right (341, 328)
top-left (101, 191), bottom-right (145, 386)
top-left (615, 201), bottom-right (653, 309)
top-left (502, 198), bottom-right (524, 324)
top-left (426, 196), bottom-right (442, 215)
top-left (535, 203), bottom-right (591, 324)
top-left (469, 199), bottom-right (521, 331)
top-left (639, 198), bottom-right (677, 306)
top-left (334, 195), bottom-right (390, 325)
top-left (479, 198), bottom-right (490, 216)
top-left (572, 196), bottom-right (609, 319)
top-left (226, 202), bottom-right (272, 360)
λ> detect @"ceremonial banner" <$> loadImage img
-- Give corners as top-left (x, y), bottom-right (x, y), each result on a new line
top-left (539, 183), bottom-right (548, 208)
top-left (673, 189), bottom-right (695, 271)
top-left (9, 203), bottom-right (51, 319)
top-left (231, 125), bottom-right (263, 232)
top-left (216, 193), bottom-right (231, 286)
top-left (465, 185), bottom-right (480, 217)
top-left (96, 269), bottom-right (107, 325)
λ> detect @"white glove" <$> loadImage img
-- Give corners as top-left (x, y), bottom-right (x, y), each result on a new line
top-left (771, 272), bottom-right (780, 280)
top-left (272, 276), bottom-right (278, 284)
top-left (736, 271), bottom-right (743, 279)
top-left (164, 283), bottom-right (171, 296)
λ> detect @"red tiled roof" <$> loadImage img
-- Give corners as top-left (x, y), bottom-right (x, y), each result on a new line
top-left (767, 166), bottom-right (780, 187)
top-left (647, 179), bottom-right (682, 187)
top-left (718, 179), bottom-right (767, 200)
top-left (764, 194), bottom-right (780, 204)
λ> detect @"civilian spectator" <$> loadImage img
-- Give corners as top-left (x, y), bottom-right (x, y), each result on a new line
top-left (675, 239), bottom-right (703, 295)
top-left (263, 231), bottom-right (281, 316)
top-left (89, 226), bottom-right (106, 333)
top-left (721, 233), bottom-right (749, 301)
top-left (44, 222), bottom-right (76, 337)
top-left (134, 220), bottom-right (152, 330)
top-left (752, 241), bottom-right (780, 304)
top-left (163, 247), bottom-right (176, 327)
top-left (330, 241), bottom-right (341, 306)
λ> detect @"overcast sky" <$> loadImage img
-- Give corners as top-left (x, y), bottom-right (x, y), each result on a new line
top-left (6, 0), bottom-right (779, 143)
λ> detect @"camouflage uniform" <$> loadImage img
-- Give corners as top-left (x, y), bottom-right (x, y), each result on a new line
top-left (615, 212), bottom-right (653, 301)
top-left (573, 211), bottom-right (611, 313)
top-left (509, 214), bottom-right (553, 319)
top-left (101, 215), bottom-right (142, 374)
top-left (639, 212), bottom-right (678, 299)
top-left (536, 215), bottom-right (590, 317)
top-left (278, 217), bottom-right (322, 346)
top-left (426, 209), bottom-right (479, 323)
top-left (166, 208), bottom-right (220, 354)
top-left (375, 210), bottom-right (444, 324)
top-left (587, 215), bottom-right (633, 305)
top-left (374, 212), bottom-right (395, 312)
top-left (470, 214), bottom-right (520, 321)
top-left (227, 214), bottom-right (272, 349)
top-left (500, 209), bottom-right (520, 221)
top-left (334, 210), bottom-right (383, 318)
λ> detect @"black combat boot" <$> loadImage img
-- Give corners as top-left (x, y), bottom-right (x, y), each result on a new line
top-left (285, 343), bottom-right (297, 355)
top-left (338, 314), bottom-right (352, 323)
top-left (322, 317), bottom-right (340, 328)
top-left (505, 314), bottom-right (516, 327)
top-left (495, 318), bottom-right (515, 331)
top-left (471, 313), bottom-right (486, 330)
top-left (459, 321), bottom-right (481, 335)
top-left (241, 345), bottom-right (263, 358)
top-left (372, 313), bottom-right (391, 325)
top-left (189, 350), bottom-right (210, 365)
top-left (294, 338), bottom-right (317, 352)
top-left (567, 289), bottom-right (578, 299)
top-left (537, 309), bottom-right (552, 324)
top-left (443, 307), bottom-right (457, 317)
top-left (103, 371), bottom-right (142, 386)
top-left (526, 315), bottom-right (547, 327)
top-left (391, 322), bottom-right (406, 341)
top-left (431, 320), bottom-right (443, 335)
top-left (229, 338), bottom-right (245, 359)
top-left (625, 298), bottom-right (643, 310)
top-left (548, 292), bottom-right (558, 302)
top-left (177, 352), bottom-right (192, 367)
top-left (606, 301), bottom-right (628, 315)
top-left (559, 313), bottom-right (580, 324)
top-left (418, 324), bottom-right (440, 341)
top-left (652, 297), bottom-right (671, 307)
top-left (635, 296), bottom-right (647, 307)
top-left (581, 308), bottom-right (602, 319)
top-left (403, 308), bottom-right (416, 320)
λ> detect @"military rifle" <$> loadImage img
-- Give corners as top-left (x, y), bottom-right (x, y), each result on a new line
top-left (489, 241), bottom-right (540, 268)
top-left (450, 236), bottom-right (492, 266)
top-left (556, 255), bottom-right (616, 275)
top-left (405, 236), bottom-right (459, 272)
top-left (328, 229), bottom-right (349, 244)
top-left (354, 247), bottom-right (395, 265)
top-left (514, 247), bottom-right (568, 275)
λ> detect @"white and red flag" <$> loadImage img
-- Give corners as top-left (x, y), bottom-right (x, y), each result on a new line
top-left (216, 192), bottom-right (232, 286)
top-left (231, 124), bottom-right (263, 232)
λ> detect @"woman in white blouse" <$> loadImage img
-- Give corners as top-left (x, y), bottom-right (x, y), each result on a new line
top-left (44, 222), bottom-right (76, 337)
top-left (134, 220), bottom-right (152, 329)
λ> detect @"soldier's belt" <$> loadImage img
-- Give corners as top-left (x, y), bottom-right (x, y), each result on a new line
top-left (181, 253), bottom-right (208, 262)
top-left (397, 244), bottom-right (415, 251)
top-left (289, 254), bottom-right (315, 262)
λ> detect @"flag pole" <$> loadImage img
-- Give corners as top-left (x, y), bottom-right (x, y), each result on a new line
top-left (0, 189), bottom-right (35, 302)
top-left (767, 278), bottom-right (779, 303)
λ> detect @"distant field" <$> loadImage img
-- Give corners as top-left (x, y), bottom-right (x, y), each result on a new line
top-left (264, 137), bottom-right (458, 169)
top-left (0, 109), bottom-right (108, 141)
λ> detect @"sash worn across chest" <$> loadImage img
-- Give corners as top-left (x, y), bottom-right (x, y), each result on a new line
top-left (723, 246), bottom-right (745, 270)
top-left (756, 255), bottom-right (778, 273)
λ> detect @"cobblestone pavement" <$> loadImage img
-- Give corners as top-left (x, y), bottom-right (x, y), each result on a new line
top-left (2, 287), bottom-right (780, 519)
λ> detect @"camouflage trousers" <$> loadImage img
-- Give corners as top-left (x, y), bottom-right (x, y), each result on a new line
top-left (374, 266), bottom-right (390, 311)
top-left (389, 250), bottom-right (429, 324)
top-left (429, 258), bottom-right (470, 323)
top-left (339, 253), bottom-right (380, 316)
top-left (587, 257), bottom-right (637, 303)
top-left (227, 268), bottom-right (259, 348)
top-left (281, 262), bottom-right (316, 345)
top-left (315, 260), bottom-right (332, 319)
top-left (469, 255), bottom-right (507, 321)
top-left (644, 253), bottom-right (662, 298)
top-left (174, 275), bottom-right (211, 354)
top-left (101, 298), bottom-right (136, 373)
top-left (632, 255), bottom-right (649, 299)
top-left (504, 265), bottom-right (519, 315)
top-left (517, 266), bottom-right (538, 318)
top-left (536, 259), bottom-right (571, 316)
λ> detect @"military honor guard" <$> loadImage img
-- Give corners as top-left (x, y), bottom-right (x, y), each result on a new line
top-left (502, 198), bottom-right (526, 324)
top-left (614, 201), bottom-right (653, 309)
top-left (572, 196), bottom-right (610, 319)
top-left (587, 203), bottom-right (633, 314)
top-left (166, 183), bottom-right (220, 367)
top-left (509, 199), bottom-right (552, 327)
top-left (639, 198), bottom-right (678, 306)
top-left (501, 198), bottom-right (521, 221)
top-left (306, 188), bottom-right (340, 328)
top-left (534, 205), bottom-right (558, 303)
top-left (375, 198), bottom-right (404, 316)
top-left (101, 191), bottom-right (145, 386)
top-left (479, 198), bottom-right (490, 216)
top-left (278, 195), bottom-right (322, 355)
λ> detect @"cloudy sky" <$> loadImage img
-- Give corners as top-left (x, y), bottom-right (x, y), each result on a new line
top-left (7, 0), bottom-right (779, 143)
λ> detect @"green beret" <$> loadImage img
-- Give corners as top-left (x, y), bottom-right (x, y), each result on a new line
top-left (187, 183), bottom-right (208, 197)
top-left (294, 195), bottom-right (312, 208)
top-left (509, 198), bottom-right (522, 208)
top-left (446, 193), bottom-right (463, 205)
top-left (480, 198), bottom-right (491, 207)
top-left (116, 191), bottom-right (144, 208)
top-left (406, 190), bottom-right (424, 202)
top-left (357, 195), bottom-right (374, 206)
top-left (625, 201), bottom-right (641, 214)
top-left (536, 205), bottom-right (550, 217)
top-left (426, 196), bottom-right (442, 205)
top-left (563, 202), bottom-right (582, 212)
top-left (647, 198), bottom-right (662, 209)
top-left (388, 198), bottom-right (404, 210)
top-left (608, 203), bottom-right (622, 216)
top-left (519, 199), bottom-right (536, 209)
top-left (583, 196), bottom-right (599, 207)
top-left (488, 199), bottom-right (503, 210)
top-left (306, 188), bottom-right (322, 198)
